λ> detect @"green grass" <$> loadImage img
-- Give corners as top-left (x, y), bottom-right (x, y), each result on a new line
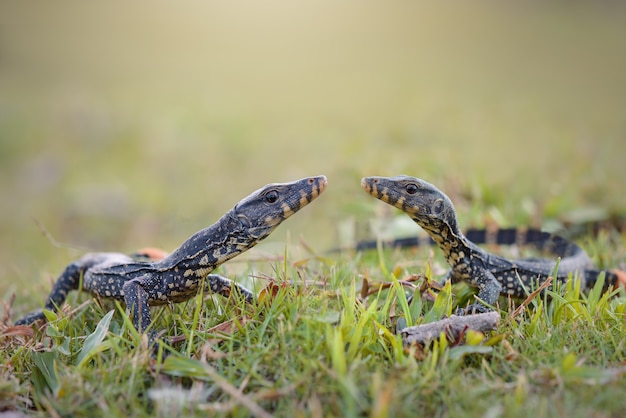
top-left (1, 2), bottom-right (626, 417)
top-left (2, 242), bottom-right (625, 417)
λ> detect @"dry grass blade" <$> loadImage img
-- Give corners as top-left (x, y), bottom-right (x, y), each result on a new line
top-left (3, 293), bottom-right (16, 326)
top-left (68, 300), bottom-right (94, 318)
top-left (510, 276), bottom-right (554, 319)
top-left (31, 216), bottom-right (89, 252)
top-left (360, 274), bottom-right (423, 298)
top-left (2, 325), bottom-right (35, 338)
top-left (252, 383), bottom-right (298, 401)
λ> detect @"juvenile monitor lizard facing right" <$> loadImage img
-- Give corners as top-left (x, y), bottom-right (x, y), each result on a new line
top-left (16, 176), bottom-right (328, 341)
top-left (361, 175), bottom-right (626, 314)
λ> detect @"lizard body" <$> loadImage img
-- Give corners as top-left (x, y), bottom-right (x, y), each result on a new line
top-left (361, 175), bottom-right (625, 314)
top-left (17, 176), bottom-right (327, 335)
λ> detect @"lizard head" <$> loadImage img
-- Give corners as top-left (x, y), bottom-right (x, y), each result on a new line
top-left (361, 175), bottom-right (461, 236)
top-left (234, 175), bottom-right (328, 241)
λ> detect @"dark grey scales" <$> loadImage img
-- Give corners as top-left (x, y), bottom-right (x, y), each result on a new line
top-left (361, 175), bottom-right (626, 314)
top-left (16, 176), bottom-right (328, 338)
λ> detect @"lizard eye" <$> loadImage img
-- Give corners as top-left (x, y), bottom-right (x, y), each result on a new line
top-left (432, 199), bottom-right (444, 214)
top-left (264, 190), bottom-right (279, 204)
top-left (406, 183), bottom-right (419, 194)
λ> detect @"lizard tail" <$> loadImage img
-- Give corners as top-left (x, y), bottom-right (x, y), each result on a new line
top-left (611, 269), bottom-right (626, 290)
top-left (132, 247), bottom-right (168, 262)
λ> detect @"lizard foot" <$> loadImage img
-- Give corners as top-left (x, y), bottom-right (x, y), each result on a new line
top-left (455, 303), bottom-right (492, 316)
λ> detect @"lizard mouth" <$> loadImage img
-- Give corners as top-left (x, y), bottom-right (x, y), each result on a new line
top-left (237, 214), bottom-right (252, 229)
top-left (247, 225), bottom-right (273, 240)
top-left (237, 213), bottom-right (273, 239)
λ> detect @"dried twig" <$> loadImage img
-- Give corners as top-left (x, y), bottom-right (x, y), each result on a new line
top-left (401, 311), bottom-right (500, 346)
top-left (31, 216), bottom-right (90, 252)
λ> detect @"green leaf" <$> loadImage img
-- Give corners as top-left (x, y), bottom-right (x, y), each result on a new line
top-left (561, 352), bottom-right (578, 372)
top-left (390, 273), bottom-right (412, 326)
top-left (57, 337), bottom-right (71, 356)
top-left (31, 351), bottom-right (59, 396)
top-left (76, 310), bottom-right (114, 367)
top-left (425, 281), bottom-right (452, 323)
top-left (327, 326), bottom-right (347, 377)
top-left (42, 309), bottom-right (58, 323)
top-left (161, 356), bottom-right (212, 380)
top-left (45, 325), bottom-right (63, 338)
top-left (587, 271), bottom-right (605, 312)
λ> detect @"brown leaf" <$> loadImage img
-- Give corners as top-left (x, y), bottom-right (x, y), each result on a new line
top-left (205, 316), bottom-right (251, 346)
top-left (257, 282), bottom-right (285, 303)
top-left (2, 325), bottom-right (35, 338)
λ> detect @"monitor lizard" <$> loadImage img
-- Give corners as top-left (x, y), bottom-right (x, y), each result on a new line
top-left (361, 175), bottom-right (626, 314)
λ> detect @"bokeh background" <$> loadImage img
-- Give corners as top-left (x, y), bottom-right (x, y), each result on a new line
top-left (2, 2), bottom-right (625, 306)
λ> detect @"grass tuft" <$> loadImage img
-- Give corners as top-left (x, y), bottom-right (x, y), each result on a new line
top-left (2, 237), bottom-right (625, 417)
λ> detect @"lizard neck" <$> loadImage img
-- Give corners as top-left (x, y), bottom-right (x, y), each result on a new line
top-left (157, 210), bottom-right (257, 275)
top-left (413, 214), bottom-right (473, 266)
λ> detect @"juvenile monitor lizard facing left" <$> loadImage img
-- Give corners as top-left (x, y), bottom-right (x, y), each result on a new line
top-left (361, 175), bottom-right (626, 314)
top-left (16, 176), bottom-right (328, 338)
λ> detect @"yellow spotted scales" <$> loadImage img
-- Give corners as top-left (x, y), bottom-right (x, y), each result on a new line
top-left (361, 175), bottom-right (624, 314)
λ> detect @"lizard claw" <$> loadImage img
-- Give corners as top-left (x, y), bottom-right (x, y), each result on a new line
top-left (455, 303), bottom-right (492, 316)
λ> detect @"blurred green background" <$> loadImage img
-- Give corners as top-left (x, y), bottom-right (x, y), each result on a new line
top-left (1, 2), bottom-right (625, 306)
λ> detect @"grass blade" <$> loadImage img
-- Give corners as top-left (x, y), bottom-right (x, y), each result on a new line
top-left (76, 310), bottom-right (114, 367)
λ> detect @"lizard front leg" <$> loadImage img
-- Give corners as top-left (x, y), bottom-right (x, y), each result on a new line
top-left (456, 268), bottom-right (501, 315)
top-left (120, 274), bottom-right (254, 344)
top-left (206, 274), bottom-right (255, 303)
top-left (122, 274), bottom-right (156, 335)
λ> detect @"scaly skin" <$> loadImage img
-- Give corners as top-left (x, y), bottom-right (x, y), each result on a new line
top-left (16, 176), bottom-right (327, 336)
top-left (14, 248), bottom-right (168, 326)
top-left (350, 226), bottom-right (595, 252)
top-left (361, 175), bottom-right (625, 314)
